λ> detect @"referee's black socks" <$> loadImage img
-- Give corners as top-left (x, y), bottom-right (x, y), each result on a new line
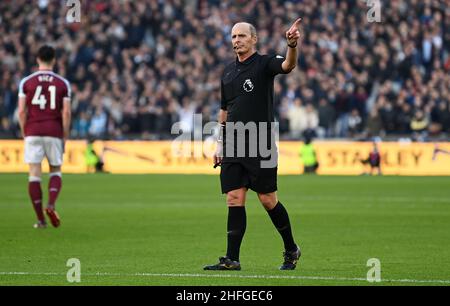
top-left (268, 202), bottom-right (297, 252)
top-left (226, 206), bottom-right (246, 262)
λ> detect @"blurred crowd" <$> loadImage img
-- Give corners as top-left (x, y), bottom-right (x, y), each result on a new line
top-left (1, 0), bottom-right (449, 141)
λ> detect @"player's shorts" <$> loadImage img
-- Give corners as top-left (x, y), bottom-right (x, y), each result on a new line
top-left (24, 136), bottom-right (64, 166)
top-left (220, 159), bottom-right (277, 194)
top-left (370, 160), bottom-right (380, 167)
top-left (304, 162), bottom-right (319, 173)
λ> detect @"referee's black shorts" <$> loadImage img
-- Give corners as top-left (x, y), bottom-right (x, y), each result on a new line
top-left (220, 158), bottom-right (277, 194)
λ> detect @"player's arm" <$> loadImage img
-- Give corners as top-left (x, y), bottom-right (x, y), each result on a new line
top-left (18, 96), bottom-right (27, 138)
top-left (282, 18), bottom-right (302, 73)
top-left (62, 97), bottom-right (71, 139)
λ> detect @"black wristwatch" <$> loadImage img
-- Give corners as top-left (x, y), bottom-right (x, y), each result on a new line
top-left (287, 42), bottom-right (297, 48)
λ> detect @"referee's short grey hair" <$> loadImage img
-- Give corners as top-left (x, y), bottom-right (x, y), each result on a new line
top-left (249, 24), bottom-right (257, 38)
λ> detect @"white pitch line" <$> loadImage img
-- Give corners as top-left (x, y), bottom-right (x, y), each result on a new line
top-left (1, 271), bottom-right (450, 284)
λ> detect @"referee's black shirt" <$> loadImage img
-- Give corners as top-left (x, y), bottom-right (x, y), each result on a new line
top-left (220, 52), bottom-right (287, 160)
top-left (221, 52), bottom-right (287, 123)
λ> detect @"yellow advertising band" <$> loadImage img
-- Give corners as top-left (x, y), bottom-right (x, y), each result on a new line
top-left (1, 140), bottom-right (449, 175)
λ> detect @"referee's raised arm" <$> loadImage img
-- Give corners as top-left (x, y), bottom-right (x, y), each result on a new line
top-left (282, 18), bottom-right (302, 73)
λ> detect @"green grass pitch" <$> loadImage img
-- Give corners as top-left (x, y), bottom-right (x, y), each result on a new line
top-left (0, 174), bottom-right (449, 286)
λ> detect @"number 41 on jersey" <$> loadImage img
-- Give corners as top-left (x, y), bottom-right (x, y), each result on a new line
top-left (32, 85), bottom-right (56, 110)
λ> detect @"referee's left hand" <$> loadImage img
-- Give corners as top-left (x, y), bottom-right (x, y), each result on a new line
top-left (213, 143), bottom-right (223, 168)
top-left (286, 18), bottom-right (302, 46)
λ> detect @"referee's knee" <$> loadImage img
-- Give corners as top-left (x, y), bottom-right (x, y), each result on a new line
top-left (226, 189), bottom-right (246, 207)
top-left (258, 193), bottom-right (278, 211)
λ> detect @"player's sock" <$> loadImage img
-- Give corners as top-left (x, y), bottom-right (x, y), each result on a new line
top-left (28, 176), bottom-right (45, 223)
top-left (226, 206), bottom-right (246, 262)
top-left (48, 172), bottom-right (62, 210)
top-left (267, 201), bottom-right (297, 252)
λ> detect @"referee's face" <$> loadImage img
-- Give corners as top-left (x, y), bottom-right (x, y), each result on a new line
top-left (231, 23), bottom-right (256, 57)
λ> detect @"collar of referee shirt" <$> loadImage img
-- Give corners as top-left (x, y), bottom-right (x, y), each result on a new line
top-left (236, 51), bottom-right (258, 65)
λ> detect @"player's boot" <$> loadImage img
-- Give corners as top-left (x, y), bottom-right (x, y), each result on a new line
top-left (45, 207), bottom-right (61, 228)
top-left (203, 256), bottom-right (241, 271)
top-left (33, 221), bottom-right (47, 229)
top-left (280, 245), bottom-right (301, 270)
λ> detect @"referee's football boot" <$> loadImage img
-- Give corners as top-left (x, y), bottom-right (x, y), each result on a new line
top-left (280, 245), bottom-right (301, 270)
top-left (203, 256), bottom-right (241, 271)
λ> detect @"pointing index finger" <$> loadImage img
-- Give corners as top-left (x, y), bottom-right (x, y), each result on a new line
top-left (288, 18), bottom-right (302, 34)
top-left (293, 17), bottom-right (302, 28)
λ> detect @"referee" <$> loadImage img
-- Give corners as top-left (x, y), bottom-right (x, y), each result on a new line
top-left (204, 19), bottom-right (302, 271)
